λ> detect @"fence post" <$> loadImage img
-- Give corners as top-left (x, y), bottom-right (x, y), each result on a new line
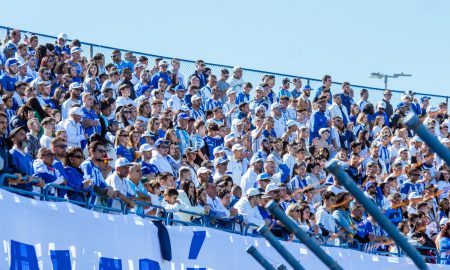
top-left (89, 44), bottom-right (94, 59)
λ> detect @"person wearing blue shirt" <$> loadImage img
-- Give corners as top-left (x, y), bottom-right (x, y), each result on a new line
top-left (339, 82), bottom-right (353, 114)
top-left (188, 60), bottom-right (207, 89)
top-left (81, 92), bottom-right (101, 137)
top-left (54, 33), bottom-right (71, 56)
top-left (203, 123), bottom-right (222, 160)
top-left (63, 147), bottom-right (93, 204)
top-left (9, 126), bottom-right (35, 192)
top-left (309, 98), bottom-right (329, 144)
top-left (205, 86), bottom-right (224, 111)
top-left (139, 144), bottom-right (161, 177)
top-left (374, 101), bottom-right (390, 126)
top-left (0, 58), bottom-right (19, 91)
top-left (399, 169), bottom-right (422, 198)
top-left (313, 75), bottom-right (332, 104)
top-left (150, 61), bottom-right (172, 89)
top-left (290, 78), bottom-right (303, 99)
top-left (235, 82), bottom-right (252, 104)
top-left (111, 49), bottom-right (134, 74)
top-left (277, 78), bottom-right (291, 100)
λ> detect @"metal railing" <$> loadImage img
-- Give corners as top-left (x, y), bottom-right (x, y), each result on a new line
top-left (2, 176), bottom-right (450, 264)
top-left (0, 25), bottom-right (448, 107)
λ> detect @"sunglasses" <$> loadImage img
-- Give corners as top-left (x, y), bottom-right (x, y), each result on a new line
top-left (44, 153), bottom-right (54, 157)
top-left (96, 149), bottom-right (107, 154)
top-left (55, 145), bottom-right (67, 149)
top-left (72, 155), bottom-right (83, 159)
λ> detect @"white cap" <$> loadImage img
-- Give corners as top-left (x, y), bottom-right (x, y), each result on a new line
top-left (390, 136), bottom-right (402, 143)
top-left (197, 167), bottom-right (212, 175)
top-left (270, 102), bottom-right (280, 110)
top-left (139, 143), bottom-right (153, 152)
top-left (377, 101), bottom-right (386, 109)
top-left (398, 147), bottom-right (408, 153)
top-left (319, 127), bottom-right (330, 134)
top-left (411, 136), bottom-right (424, 143)
top-left (441, 138), bottom-right (450, 144)
top-left (427, 106), bottom-right (439, 113)
top-left (286, 120), bottom-right (298, 128)
top-left (158, 60), bottom-right (169, 67)
top-left (57, 33), bottom-right (67, 40)
top-left (68, 107), bottom-right (84, 117)
top-left (233, 66), bottom-right (242, 72)
top-left (255, 85), bottom-right (264, 92)
top-left (69, 82), bottom-right (82, 90)
top-left (115, 157), bottom-right (131, 168)
top-left (246, 188), bottom-right (261, 197)
top-left (440, 218), bottom-right (450, 226)
top-left (256, 105), bottom-right (266, 112)
top-left (265, 183), bottom-right (280, 194)
top-left (408, 192), bottom-right (421, 200)
top-left (226, 88), bottom-right (237, 95)
top-left (231, 144), bottom-right (244, 151)
top-left (191, 95), bottom-right (202, 103)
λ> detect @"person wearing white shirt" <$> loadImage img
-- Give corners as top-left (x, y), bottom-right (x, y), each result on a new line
top-left (105, 157), bottom-right (136, 210)
top-left (61, 82), bottom-right (82, 120)
top-left (271, 103), bottom-right (286, 138)
top-left (227, 66), bottom-right (245, 94)
top-left (206, 182), bottom-right (231, 218)
top-left (149, 139), bottom-right (174, 175)
top-left (328, 94), bottom-right (350, 125)
top-left (240, 157), bottom-right (264, 195)
top-left (61, 107), bottom-right (87, 148)
top-left (227, 144), bottom-right (244, 186)
top-left (234, 188), bottom-right (265, 227)
top-left (116, 84), bottom-right (136, 108)
top-left (168, 86), bottom-right (187, 112)
top-left (283, 142), bottom-right (300, 177)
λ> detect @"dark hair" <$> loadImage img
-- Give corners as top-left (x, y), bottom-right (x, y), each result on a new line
top-left (26, 97), bottom-right (50, 119)
top-left (181, 180), bottom-right (197, 206)
top-left (62, 147), bottom-right (83, 167)
top-left (164, 188), bottom-right (179, 198)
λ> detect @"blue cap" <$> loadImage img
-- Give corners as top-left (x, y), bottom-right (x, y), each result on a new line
top-left (261, 138), bottom-right (270, 143)
top-left (396, 102), bottom-right (406, 109)
top-left (154, 138), bottom-right (170, 147)
top-left (420, 96), bottom-right (431, 102)
top-left (175, 85), bottom-right (186, 91)
top-left (108, 119), bottom-right (119, 126)
top-left (303, 85), bottom-right (313, 91)
top-left (365, 181), bottom-right (377, 190)
top-left (137, 85), bottom-right (151, 96)
top-left (237, 111), bottom-right (247, 120)
top-left (5, 58), bottom-right (18, 68)
top-left (5, 43), bottom-right (16, 51)
top-left (257, 173), bottom-right (272, 181)
top-left (177, 113), bottom-right (190, 120)
top-left (214, 157), bottom-right (229, 167)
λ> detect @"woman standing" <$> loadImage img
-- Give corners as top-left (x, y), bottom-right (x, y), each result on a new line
top-left (115, 129), bottom-right (133, 162)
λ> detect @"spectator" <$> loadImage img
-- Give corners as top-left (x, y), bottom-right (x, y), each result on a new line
top-left (234, 188), bottom-right (265, 227)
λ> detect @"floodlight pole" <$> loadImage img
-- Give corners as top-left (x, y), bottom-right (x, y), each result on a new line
top-left (370, 72), bottom-right (412, 90)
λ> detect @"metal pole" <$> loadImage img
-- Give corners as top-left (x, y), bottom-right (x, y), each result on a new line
top-left (384, 75), bottom-right (388, 90)
top-left (246, 245), bottom-right (277, 270)
top-left (90, 44), bottom-right (94, 59)
top-left (325, 160), bottom-right (428, 270)
top-left (266, 201), bottom-right (344, 270)
top-left (257, 225), bottom-right (305, 270)
top-left (403, 112), bottom-right (450, 166)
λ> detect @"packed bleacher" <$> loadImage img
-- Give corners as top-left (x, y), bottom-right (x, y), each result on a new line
top-left (2, 28), bottom-right (450, 264)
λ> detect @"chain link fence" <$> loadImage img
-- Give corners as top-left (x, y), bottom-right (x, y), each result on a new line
top-left (1, 25), bottom-right (448, 107)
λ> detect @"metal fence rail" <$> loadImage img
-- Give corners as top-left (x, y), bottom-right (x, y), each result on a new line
top-left (1, 25), bottom-right (448, 107)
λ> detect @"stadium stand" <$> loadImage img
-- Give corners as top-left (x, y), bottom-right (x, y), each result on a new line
top-left (1, 26), bottom-right (450, 265)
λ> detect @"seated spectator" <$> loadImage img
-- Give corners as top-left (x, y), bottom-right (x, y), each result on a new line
top-left (161, 187), bottom-right (180, 213)
top-left (234, 188), bottom-right (265, 227)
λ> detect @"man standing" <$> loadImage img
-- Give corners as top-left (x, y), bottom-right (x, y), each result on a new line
top-left (62, 107), bottom-right (87, 148)
top-left (81, 92), bottom-right (101, 138)
top-left (0, 58), bottom-right (19, 92)
top-left (382, 90), bottom-right (394, 119)
top-left (313, 75), bottom-right (332, 103)
top-left (217, 68), bottom-right (230, 102)
top-left (175, 113), bottom-right (190, 155)
top-left (329, 94), bottom-right (350, 126)
top-left (200, 74), bottom-right (217, 102)
top-left (150, 60), bottom-right (171, 89)
top-left (227, 66), bottom-right (245, 94)
top-left (61, 82), bottom-right (82, 120)
top-left (309, 97), bottom-right (329, 144)
top-left (240, 156), bottom-right (263, 195)
top-left (227, 144), bottom-right (244, 186)
top-left (189, 60), bottom-right (207, 88)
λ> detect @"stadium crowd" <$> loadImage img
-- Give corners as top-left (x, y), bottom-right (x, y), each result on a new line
top-left (2, 29), bottom-right (450, 263)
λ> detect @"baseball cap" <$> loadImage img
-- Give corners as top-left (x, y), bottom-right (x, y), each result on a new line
top-left (154, 138), bottom-right (170, 147)
top-left (17, 60), bottom-right (27, 67)
top-left (69, 82), bottom-right (82, 90)
top-left (177, 113), bottom-right (190, 120)
top-left (265, 183), bottom-right (280, 194)
top-left (68, 107), bottom-right (84, 117)
top-left (175, 85), bottom-right (186, 92)
top-left (5, 58), bottom-right (18, 68)
top-left (246, 188), bottom-right (261, 197)
top-left (319, 127), bottom-right (330, 134)
top-left (286, 120), bottom-right (299, 128)
top-left (398, 147), bottom-right (408, 153)
top-left (405, 90), bottom-right (416, 97)
top-left (408, 192), bottom-right (421, 200)
top-left (440, 218), bottom-right (450, 226)
top-left (137, 85), bottom-right (151, 96)
top-left (231, 144), bottom-right (244, 151)
top-left (139, 143), bottom-right (153, 152)
top-left (411, 136), bottom-right (424, 143)
top-left (226, 88), bottom-right (237, 95)
top-left (197, 167), bottom-right (212, 175)
top-left (257, 173), bottom-right (272, 182)
top-left (303, 85), bottom-right (313, 91)
top-left (214, 157), bottom-right (229, 167)
top-left (396, 102), bottom-right (407, 109)
top-left (270, 102), bottom-right (280, 110)
top-left (5, 43), bottom-right (17, 51)
top-left (213, 146), bottom-right (225, 155)
top-left (57, 33), bottom-right (68, 40)
top-left (256, 105), bottom-right (266, 112)
top-left (255, 85), bottom-right (264, 92)
top-left (158, 60), bottom-right (169, 67)
top-left (250, 156), bottom-right (263, 165)
top-left (377, 101), bottom-right (386, 109)
top-left (115, 157), bottom-right (131, 168)
top-left (282, 78), bottom-right (291, 84)
top-left (365, 181), bottom-right (377, 189)
top-left (390, 136), bottom-right (402, 143)
top-left (191, 95), bottom-right (202, 102)
top-left (233, 66), bottom-right (242, 72)
top-left (420, 96), bottom-right (431, 102)
top-left (70, 47), bottom-right (83, 54)
top-left (427, 106), bottom-right (439, 113)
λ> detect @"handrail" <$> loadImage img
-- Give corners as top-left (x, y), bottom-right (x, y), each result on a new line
top-left (43, 183), bottom-right (89, 208)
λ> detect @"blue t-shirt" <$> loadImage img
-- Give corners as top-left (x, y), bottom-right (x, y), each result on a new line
top-left (116, 145), bottom-right (134, 162)
top-left (81, 106), bottom-right (101, 137)
top-left (141, 161), bottom-right (160, 176)
top-left (204, 136), bottom-right (221, 160)
top-left (10, 148), bottom-right (34, 191)
top-left (0, 73), bottom-right (18, 91)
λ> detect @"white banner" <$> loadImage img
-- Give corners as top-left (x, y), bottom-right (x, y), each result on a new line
top-left (0, 188), bottom-right (447, 270)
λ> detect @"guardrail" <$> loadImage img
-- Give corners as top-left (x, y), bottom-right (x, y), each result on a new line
top-left (1, 174), bottom-right (449, 264)
top-left (1, 25), bottom-right (448, 108)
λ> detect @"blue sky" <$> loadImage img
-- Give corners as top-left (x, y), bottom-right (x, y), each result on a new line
top-left (1, 0), bottom-right (449, 96)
